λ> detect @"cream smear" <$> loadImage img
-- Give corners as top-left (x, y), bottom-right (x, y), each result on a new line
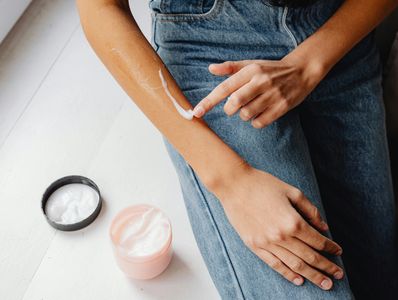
top-left (45, 183), bottom-right (100, 225)
top-left (158, 69), bottom-right (194, 120)
top-left (118, 207), bottom-right (171, 257)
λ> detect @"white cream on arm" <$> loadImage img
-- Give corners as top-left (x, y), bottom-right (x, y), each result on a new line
top-left (118, 207), bottom-right (171, 257)
top-left (158, 69), bottom-right (194, 120)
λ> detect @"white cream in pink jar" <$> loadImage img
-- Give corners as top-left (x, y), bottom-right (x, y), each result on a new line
top-left (109, 204), bottom-right (173, 280)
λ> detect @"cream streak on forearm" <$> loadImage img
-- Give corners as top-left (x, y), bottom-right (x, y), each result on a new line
top-left (158, 69), bottom-right (194, 120)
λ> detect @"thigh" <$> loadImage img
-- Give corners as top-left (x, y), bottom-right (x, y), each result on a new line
top-left (162, 109), bottom-right (354, 299)
top-left (300, 34), bottom-right (398, 300)
top-left (151, 0), bottom-right (353, 298)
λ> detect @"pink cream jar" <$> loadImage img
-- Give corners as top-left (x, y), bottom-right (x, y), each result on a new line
top-left (109, 204), bottom-right (173, 280)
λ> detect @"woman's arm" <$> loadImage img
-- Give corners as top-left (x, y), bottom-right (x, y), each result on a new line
top-left (76, 0), bottom-right (345, 289)
top-left (193, 0), bottom-right (398, 127)
top-left (75, 0), bottom-right (246, 191)
top-left (288, 0), bottom-right (398, 77)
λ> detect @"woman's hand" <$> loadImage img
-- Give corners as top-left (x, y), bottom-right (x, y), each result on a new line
top-left (192, 55), bottom-right (324, 128)
top-left (212, 166), bottom-right (344, 290)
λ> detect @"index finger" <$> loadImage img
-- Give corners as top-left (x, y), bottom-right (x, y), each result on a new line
top-left (295, 222), bottom-right (343, 256)
top-left (192, 70), bottom-right (251, 117)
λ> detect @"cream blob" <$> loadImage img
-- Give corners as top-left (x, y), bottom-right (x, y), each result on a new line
top-left (45, 183), bottom-right (100, 225)
top-left (158, 69), bottom-right (194, 120)
top-left (117, 207), bottom-right (171, 257)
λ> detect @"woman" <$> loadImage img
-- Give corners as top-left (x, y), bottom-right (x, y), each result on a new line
top-left (76, 0), bottom-right (398, 299)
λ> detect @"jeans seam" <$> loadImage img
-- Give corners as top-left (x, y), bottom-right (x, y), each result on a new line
top-left (153, 0), bottom-right (224, 22)
top-left (151, 16), bottom-right (160, 52)
top-left (281, 6), bottom-right (298, 48)
top-left (185, 162), bottom-right (246, 300)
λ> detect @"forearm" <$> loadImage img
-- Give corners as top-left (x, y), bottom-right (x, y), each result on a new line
top-left (285, 0), bottom-right (398, 79)
top-left (76, 0), bottom-right (248, 190)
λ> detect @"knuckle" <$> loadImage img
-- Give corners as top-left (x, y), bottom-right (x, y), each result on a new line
top-left (251, 119), bottom-right (264, 129)
top-left (224, 61), bottom-right (234, 68)
top-left (285, 218), bottom-right (303, 235)
top-left (281, 268), bottom-right (293, 279)
top-left (200, 97), bottom-right (211, 109)
top-left (319, 239), bottom-right (328, 251)
top-left (269, 259), bottom-right (283, 270)
top-left (269, 230), bottom-right (286, 243)
top-left (232, 96), bottom-right (245, 106)
top-left (251, 74), bottom-right (264, 85)
top-left (240, 108), bottom-right (252, 119)
top-left (327, 264), bottom-right (339, 274)
top-left (311, 206), bottom-right (321, 221)
top-left (307, 253), bottom-right (319, 265)
top-left (219, 82), bottom-right (231, 95)
top-left (270, 110), bottom-right (279, 120)
top-left (262, 73), bottom-right (272, 85)
top-left (249, 63), bottom-right (263, 73)
top-left (291, 188), bottom-right (304, 201)
top-left (290, 259), bottom-right (305, 272)
top-left (279, 96), bottom-right (289, 110)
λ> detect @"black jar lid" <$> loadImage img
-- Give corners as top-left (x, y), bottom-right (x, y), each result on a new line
top-left (41, 175), bottom-right (102, 231)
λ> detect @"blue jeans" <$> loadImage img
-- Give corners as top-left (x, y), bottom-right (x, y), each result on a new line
top-left (149, 0), bottom-right (398, 299)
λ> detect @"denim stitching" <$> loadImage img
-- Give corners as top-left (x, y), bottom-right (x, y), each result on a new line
top-left (185, 162), bottom-right (246, 300)
top-left (151, 16), bottom-right (159, 52)
top-left (281, 6), bottom-right (298, 48)
top-left (154, 0), bottom-right (224, 22)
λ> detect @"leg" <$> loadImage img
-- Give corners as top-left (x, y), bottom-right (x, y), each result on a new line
top-left (151, 1), bottom-right (354, 297)
top-left (162, 87), bottom-right (353, 300)
top-left (300, 34), bottom-right (398, 299)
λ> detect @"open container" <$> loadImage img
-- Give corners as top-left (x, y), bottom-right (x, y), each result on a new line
top-left (41, 175), bottom-right (102, 231)
top-left (109, 204), bottom-right (173, 280)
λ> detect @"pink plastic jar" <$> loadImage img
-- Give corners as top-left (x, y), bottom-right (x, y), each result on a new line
top-left (109, 204), bottom-right (173, 280)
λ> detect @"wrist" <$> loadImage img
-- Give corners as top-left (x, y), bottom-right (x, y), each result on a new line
top-left (199, 155), bottom-right (252, 199)
top-left (282, 45), bottom-right (331, 88)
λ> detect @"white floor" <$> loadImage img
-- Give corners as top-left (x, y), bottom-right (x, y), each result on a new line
top-left (0, 0), bottom-right (219, 299)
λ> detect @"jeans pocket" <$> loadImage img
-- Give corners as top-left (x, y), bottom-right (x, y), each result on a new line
top-left (149, 0), bottom-right (224, 22)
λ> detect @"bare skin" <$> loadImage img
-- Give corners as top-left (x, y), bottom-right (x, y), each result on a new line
top-left (76, 0), bottom-right (397, 291)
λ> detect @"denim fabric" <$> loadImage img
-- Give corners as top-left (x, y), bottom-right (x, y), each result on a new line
top-left (148, 0), bottom-right (398, 299)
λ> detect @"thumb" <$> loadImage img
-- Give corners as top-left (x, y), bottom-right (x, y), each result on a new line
top-left (209, 60), bottom-right (254, 76)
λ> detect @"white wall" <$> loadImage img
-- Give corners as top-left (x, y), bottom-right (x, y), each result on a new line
top-left (130, 0), bottom-right (152, 40)
top-left (0, 0), bottom-right (32, 43)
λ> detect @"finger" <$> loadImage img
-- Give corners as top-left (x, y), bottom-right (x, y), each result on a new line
top-left (271, 245), bottom-right (334, 290)
top-left (279, 237), bottom-right (344, 280)
top-left (223, 81), bottom-right (263, 116)
top-left (255, 248), bottom-right (304, 286)
top-left (250, 100), bottom-right (286, 128)
top-left (287, 188), bottom-right (329, 232)
top-left (295, 221), bottom-right (343, 256)
top-left (209, 60), bottom-right (264, 76)
top-left (237, 91), bottom-right (274, 121)
top-left (193, 70), bottom-right (252, 117)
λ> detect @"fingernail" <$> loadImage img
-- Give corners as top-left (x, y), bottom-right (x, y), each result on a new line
top-left (334, 271), bottom-right (344, 280)
top-left (320, 221), bottom-right (329, 230)
top-left (208, 63), bottom-right (218, 70)
top-left (320, 279), bottom-right (332, 290)
top-left (193, 105), bottom-right (205, 117)
top-left (336, 248), bottom-right (343, 256)
top-left (293, 278), bottom-right (303, 286)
